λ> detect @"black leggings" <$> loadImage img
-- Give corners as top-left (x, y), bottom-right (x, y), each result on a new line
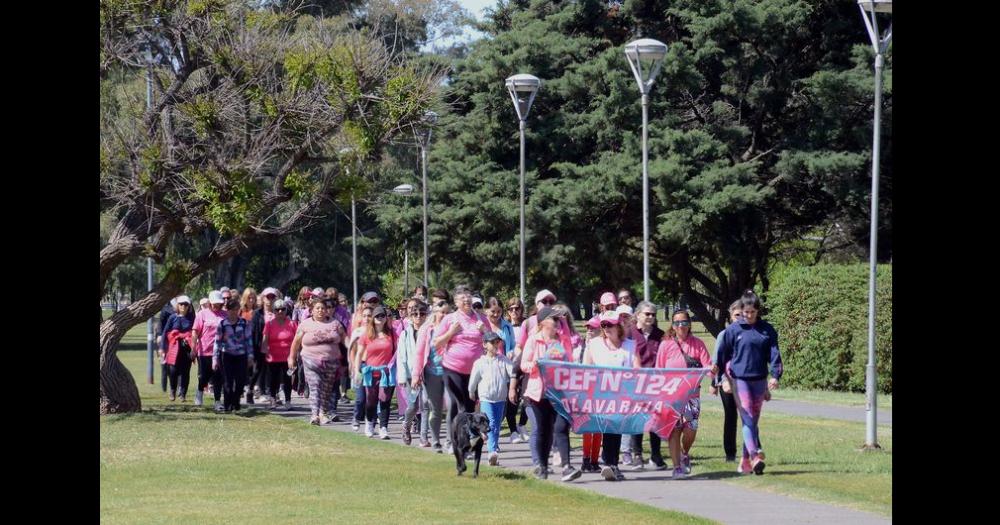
top-left (720, 390), bottom-right (739, 459)
top-left (444, 369), bottom-right (475, 432)
top-left (630, 432), bottom-right (665, 466)
top-left (221, 354), bottom-right (248, 411)
top-left (161, 363), bottom-right (169, 392)
top-left (504, 398), bottom-right (519, 434)
top-left (249, 352), bottom-right (267, 395)
top-left (526, 398), bottom-right (571, 468)
top-left (364, 383), bottom-right (396, 428)
top-left (198, 356), bottom-right (222, 401)
top-left (168, 354), bottom-right (192, 398)
top-left (602, 433), bottom-right (623, 466)
top-left (267, 362), bottom-right (292, 403)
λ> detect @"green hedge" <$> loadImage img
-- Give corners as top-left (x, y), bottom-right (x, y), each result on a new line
top-left (767, 264), bottom-right (891, 394)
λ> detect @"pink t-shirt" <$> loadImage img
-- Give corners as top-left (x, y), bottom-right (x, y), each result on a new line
top-left (360, 332), bottom-right (396, 367)
top-left (264, 318), bottom-right (297, 363)
top-left (297, 317), bottom-right (343, 361)
top-left (655, 336), bottom-right (713, 397)
top-left (193, 308), bottom-right (226, 356)
top-left (437, 310), bottom-right (490, 375)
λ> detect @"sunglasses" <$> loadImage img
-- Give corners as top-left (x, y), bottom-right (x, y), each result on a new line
top-left (540, 299), bottom-right (555, 305)
top-left (374, 314), bottom-right (387, 320)
top-left (412, 310), bottom-right (428, 317)
top-left (600, 322), bottom-right (616, 328)
top-left (618, 296), bottom-right (629, 301)
top-left (434, 301), bottom-right (447, 308)
top-left (508, 306), bottom-right (522, 311)
top-left (672, 320), bottom-right (691, 327)
top-left (641, 312), bottom-right (655, 316)
top-left (275, 308), bottom-right (289, 313)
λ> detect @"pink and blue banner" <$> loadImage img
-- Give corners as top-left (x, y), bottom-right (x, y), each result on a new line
top-left (537, 359), bottom-right (711, 438)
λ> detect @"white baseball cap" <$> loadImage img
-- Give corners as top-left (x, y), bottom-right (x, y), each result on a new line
top-left (261, 287), bottom-right (279, 298)
top-left (176, 295), bottom-right (191, 305)
top-left (209, 291), bottom-right (225, 304)
top-left (615, 304), bottom-right (634, 317)
top-left (534, 289), bottom-right (556, 304)
top-left (199, 298), bottom-right (209, 306)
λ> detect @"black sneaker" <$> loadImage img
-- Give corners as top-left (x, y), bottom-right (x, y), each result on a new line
top-left (534, 466), bottom-right (548, 480)
top-left (560, 466), bottom-right (582, 482)
top-left (433, 443), bottom-right (443, 453)
top-left (613, 466), bottom-right (626, 481)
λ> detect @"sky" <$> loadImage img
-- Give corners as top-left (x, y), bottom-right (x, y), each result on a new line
top-left (422, 0), bottom-right (495, 51)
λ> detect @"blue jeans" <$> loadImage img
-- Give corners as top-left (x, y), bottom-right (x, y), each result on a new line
top-left (481, 400), bottom-right (506, 453)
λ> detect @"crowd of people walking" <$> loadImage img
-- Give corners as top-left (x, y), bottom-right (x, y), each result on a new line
top-left (157, 283), bottom-right (783, 480)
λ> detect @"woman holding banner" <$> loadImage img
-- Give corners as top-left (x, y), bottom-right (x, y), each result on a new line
top-left (584, 311), bottom-right (642, 481)
top-left (714, 290), bottom-right (783, 476)
top-left (519, 306), bottom-right (582, 483)
top-left (656, 309), bottom-right (713, 479)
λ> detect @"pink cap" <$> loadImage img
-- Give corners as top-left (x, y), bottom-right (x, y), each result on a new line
top-left (599, 292), bottom-right (618, 306)
top-left (585, 316), bottom-right (602, 329)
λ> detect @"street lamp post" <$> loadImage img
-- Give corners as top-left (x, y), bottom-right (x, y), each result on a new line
top-left (857, 0), bottom-right (891, 451)
top-left (505, 74), bottom-right (540, 303)
top-left (392, 183), bottom-right (416, 298)
top-left (145, 67), bottom-right (155, 385)
top-left (340, 148), bottom-right (359, 307)
top-left (414, 111), bottom-right (437, 287)
top-left (624, 38), bottom-right (668, 302)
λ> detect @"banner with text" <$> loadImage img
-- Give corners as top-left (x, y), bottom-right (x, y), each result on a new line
top-left (537, 359), bottom-right (710, 437)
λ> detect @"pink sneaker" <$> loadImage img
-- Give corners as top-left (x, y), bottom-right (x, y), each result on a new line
top-left (737, 456), bottom-right (753, 475)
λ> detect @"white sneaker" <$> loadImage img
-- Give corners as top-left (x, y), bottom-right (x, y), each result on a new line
top-left (511, 433), bottom-right (523, 444)
top-left (194, 390), bottom-right (204, 406)
top-left (214, 401), bottom-right (224, 412)
top-left (365, 422), bottom-right (375, 438)
top-left (379, 427), bottom-right (390, 440)
top-left (352, 421), bottom-right (360, 431)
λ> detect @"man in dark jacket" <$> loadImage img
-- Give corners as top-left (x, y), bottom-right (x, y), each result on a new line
top-left (628, 300), bottom-right (668, 471)
top-left (157, 298), bottom-right (178, 392)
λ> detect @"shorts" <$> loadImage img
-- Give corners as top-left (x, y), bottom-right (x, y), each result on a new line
top-left (676, 397), bottom-right (701, 431)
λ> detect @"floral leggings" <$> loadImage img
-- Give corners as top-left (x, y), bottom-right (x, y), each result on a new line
top-left (302, 355), bottom-right (338, 418)
top-left (732, 378), bottom-right (767, 459)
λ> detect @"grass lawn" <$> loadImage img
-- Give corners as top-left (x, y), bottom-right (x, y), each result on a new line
top-left (103, 347), bottom-right (711, 524)
top-left (107, 311), bottom-right (890, 520)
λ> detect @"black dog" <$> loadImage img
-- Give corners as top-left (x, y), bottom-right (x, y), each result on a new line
top-left (450, 411), bottom-right (491, 477)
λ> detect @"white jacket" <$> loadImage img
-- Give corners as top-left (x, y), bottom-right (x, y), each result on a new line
top-left (396, 323), bottom-right (422, 384)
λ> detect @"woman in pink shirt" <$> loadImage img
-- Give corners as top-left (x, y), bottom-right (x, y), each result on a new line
top-left (655, 309), bottom-right (713, 479)
top-left (431, 286), bottom-right (490, 442)
top-left (353, 306), bottom-right (398, 439)
top-left (519, 306), bottom-right (581, 482)
top-left (288, 299), bottom-right (344, 425)
top-left (192, 291), bottom-right (227, 409)
top-left (262, 299), bottom-right (297, 410)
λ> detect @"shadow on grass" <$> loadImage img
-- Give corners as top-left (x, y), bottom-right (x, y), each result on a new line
top-left (490, 470), bottom-right (527, 481)
top-left (103, 405), bottom-right (272, 423)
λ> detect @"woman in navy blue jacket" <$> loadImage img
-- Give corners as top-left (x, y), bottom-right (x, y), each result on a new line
top-left (714, 290), bottom-right (783, 476)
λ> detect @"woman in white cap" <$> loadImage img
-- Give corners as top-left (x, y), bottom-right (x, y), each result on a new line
top-left (199, 298), bottom-right (209, 311)
top-left (398, 298), bottom-right (430, 445)
top-left (288, 298), bottom-right (345, 425)
top-left (262, 298), bottom-right (296, 410)
top-left (614, 303), bottom-right (646, 466)
top-left (193, 290), bottom-right (227, 409)
top-left (584, 311), bottom-right (641, 481)
top-left (251, 287), bottom-right (280, 404)
top-left (161, 296), bottom-right (196, 402)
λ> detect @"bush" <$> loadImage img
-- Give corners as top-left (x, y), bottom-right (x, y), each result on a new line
top-left (767, 264), bottom-right (891, 394)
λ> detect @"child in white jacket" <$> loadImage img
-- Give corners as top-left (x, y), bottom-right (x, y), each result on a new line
top-left (469, 331), bottom-right (515, 465)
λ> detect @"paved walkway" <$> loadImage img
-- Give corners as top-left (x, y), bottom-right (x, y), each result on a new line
top-left (700, 394), bottom-right (893, 427)
top-left (268, 396), bottom-right (890, 525)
